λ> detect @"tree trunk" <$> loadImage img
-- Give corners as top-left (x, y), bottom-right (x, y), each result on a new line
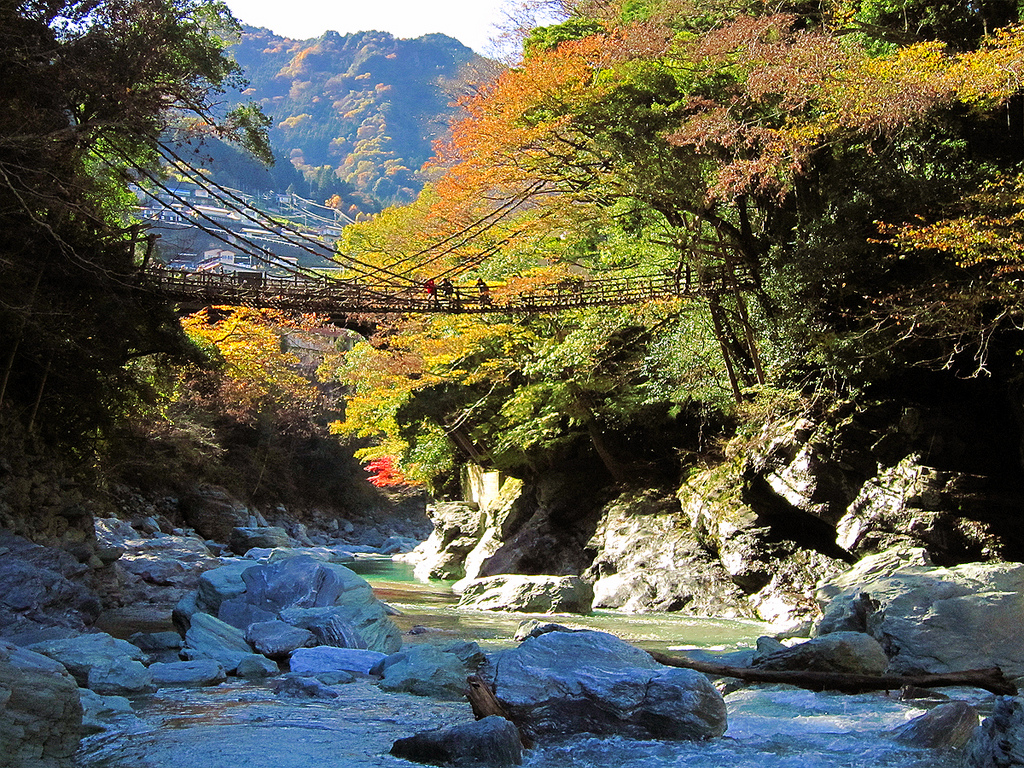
top-left (466, 675), bottom-right (533, 748)
top-left (647, 651), bottom-right (1018, 697)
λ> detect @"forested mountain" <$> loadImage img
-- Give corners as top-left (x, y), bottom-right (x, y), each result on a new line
top-left (208, 27), bottom-right (481, 216)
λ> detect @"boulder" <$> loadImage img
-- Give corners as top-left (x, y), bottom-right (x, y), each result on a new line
top-left (182, 612), bottom-right (253, 672)
top-left (966, 695), bottom-right (1024, 767)
top-left (78, 689), bottom-right (139, 735)
top-left (390, 716), bottom-right (523, 767)
top-left (0, 530), bottom-right (101, 642)
top-left (0, 640), bottom-right (82, 767)
top-left (411, 502), bottom-right (486, 581)
top-left (28, 632), bottom-right (147, 688)
top-left (237, 556), bottom-right (402, 653)
top-left (148, 659), bottom-right (227, 688)
top-left (269, 673), bottom-right (340, 699)
top-left (279, 606), bottom-right (366, 649)
top-left (816, 558), bottom-right (1024, 682)
top-left (85, 658), bottom-right (154, 695)
top-left (230, 526), bottom-right (292, 555)
top-left (753, 631), bottom-right (888, 676)
top-left (289, 646), bottom-right (387, 676)
top-left (587, 490), bottom-right (753, 617)
top-left (180, 485), bottom-right (251, 543)
top-left (195, 560), bottom-right (256, 615)
top-left (891, 700), bottom-right (979, 749)
top-left (491, 629), bottom-right (726, 741)
top-left (235, 654), bottom-right (279, 680)
top-left (457, 575), bottom-right (593, 614)
top-left (378, 643), bottom-right (484, 700)
top-left (245, 620), bottom-right (315, 659)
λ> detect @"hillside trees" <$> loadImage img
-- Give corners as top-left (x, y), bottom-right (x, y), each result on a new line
top-left (0, 0), bottom-right (269, 449)
top-left (332, 0), bottom-right (1024, 490)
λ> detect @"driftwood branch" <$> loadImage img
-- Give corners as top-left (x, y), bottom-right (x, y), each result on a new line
top-left (647, 651), bottom-right (1018, 697)
top-left (466, 675), bottom-right (534, 749)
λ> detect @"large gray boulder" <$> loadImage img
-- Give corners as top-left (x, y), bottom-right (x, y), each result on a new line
top-left (230, 527), bottom-right (293, 555)
top-left (816, 556), bottom-right (1024, 682)
top-left (289, 646), bottom-right (386, 676)
top-left (390, 716), bottom-right (523, 767)
top-left (753, 631), bottom-right (888, 675)
top-left (28, 633), bottom-right (148, 690)
top-left (491, 629), bottom-right (726, 741)
top-left (180, 485), bottom-right (252, 543)
top-left (189, 556), bottom-right (401, 655)
top-left (148, 659), bottom-right (227, 689)
top-left (457, 575), bottom-right (593, 614)
top-left (966, 695), bottom-right (1024, 767)
top-left (0, 640), bottom-right (82, 767)
top-left (377, 643), bottom-right (485, 700)
top-left (182, 612), bottom-right (254, 672)
top-left (411, 502), bottom-right (486, 581)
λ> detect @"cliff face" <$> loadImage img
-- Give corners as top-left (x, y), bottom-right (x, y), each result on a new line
top-left (410, 383), bottom-right (1024, 627)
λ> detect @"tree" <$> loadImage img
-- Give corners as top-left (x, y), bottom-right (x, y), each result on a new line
top-left (0, 0), bottom-right (269, 448)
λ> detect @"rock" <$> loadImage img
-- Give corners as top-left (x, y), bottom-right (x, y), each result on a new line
top-left (279, 606), bottom-right (367, 649)
top-left (378, 644), bottom-right (484, 700)
top-left (128, 630), bottom-right (182, 654)
top-left (235, 654), bottom-right (280, 680)
top-left (0, 640), bottom-right (82, 767)
top-left (289, 646), bottom-right (387, 676)
top-left (491, 629), bottom-right (726, 741)
top-left (411, 502), bottom-right (486, 581)
top-left (86, 658), bottom-right (154, 695)
top-left (966, 695), bottom-right (1024, 767)
top-left (753, 631), bottom-right (888, 675)
top-left (148, 659), bottom-right (227, 688)
top-left (182, 612), bottom-right (253, 672)
top-left (180, 485), bottom-right (252, 543)
top-left (587, 490), bottom-right (753, 617)
top-left (237, 556), bottom-right (401, 653)
top-left (390, 716), bottom-right (523, 767)
top-left (230, 527), bottom-right (293, 555)
top-left (78, 689), bottom-right (138, 735)
top-left (816, 558), bottom-right (1024, 682)
top-left (196, 560), bottom-right (256, 615)
top-left (456, 575), bottom-right (594, 614)
top-left (28, 632), bottom-right (147, 688)
top-left (245, 620), bottom-right (315, 659)
top-left (0, 530), bottom-right (101, 641)
top-left (891, 700), bottom-right (979, 749)
top-left (269, 673), bottom-right (340, 699)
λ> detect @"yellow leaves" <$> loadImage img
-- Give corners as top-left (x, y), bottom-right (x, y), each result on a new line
top-left (182, 308), bottom-right (322, 421)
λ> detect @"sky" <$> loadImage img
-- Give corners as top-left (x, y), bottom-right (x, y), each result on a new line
top-left (222, 0), bottom-right (522, 55)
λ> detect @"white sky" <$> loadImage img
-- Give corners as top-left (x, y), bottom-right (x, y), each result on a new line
top-left (222, 0), bottom-right (522, 55)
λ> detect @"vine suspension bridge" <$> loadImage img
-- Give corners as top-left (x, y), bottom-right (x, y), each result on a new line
top-left (134, 146), bottom-right (691, 318)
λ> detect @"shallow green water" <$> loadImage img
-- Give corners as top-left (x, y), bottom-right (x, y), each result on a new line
top-left (346, 555), bottom-right (770, 655)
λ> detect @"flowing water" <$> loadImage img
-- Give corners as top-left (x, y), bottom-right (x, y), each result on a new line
top-left (74, 556), bottom-right (979, 768)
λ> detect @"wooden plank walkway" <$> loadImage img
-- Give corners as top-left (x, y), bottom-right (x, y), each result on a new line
top-left (141, 267), bottom-right (688, 315)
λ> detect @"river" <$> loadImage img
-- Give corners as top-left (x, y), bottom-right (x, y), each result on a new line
top-left (74, 556), bottom-right (977, 768)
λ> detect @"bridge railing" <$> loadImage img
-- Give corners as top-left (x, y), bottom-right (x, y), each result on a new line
top-left (139, 266), bottom-right (688, 314)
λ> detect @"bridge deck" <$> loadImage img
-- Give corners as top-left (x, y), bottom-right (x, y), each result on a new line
top-left (142, 267), bottom-right (688, 316)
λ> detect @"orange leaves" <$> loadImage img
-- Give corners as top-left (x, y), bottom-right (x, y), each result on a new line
top-left (181, 307), bottom-right (325, 430)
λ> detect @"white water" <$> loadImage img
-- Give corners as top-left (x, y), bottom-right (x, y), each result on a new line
top-left (74, 556), bottom-right (982, 768)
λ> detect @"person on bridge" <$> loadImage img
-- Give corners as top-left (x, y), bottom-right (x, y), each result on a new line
top-left (425, 277), bottom-right (438, 306)
top-left (440, 277), bottom-right (457, 308)
top-left (476, 278), bottom-right (491, 306)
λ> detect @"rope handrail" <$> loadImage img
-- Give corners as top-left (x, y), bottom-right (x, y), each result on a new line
top-left (140, 266), bottom-right (693, 316)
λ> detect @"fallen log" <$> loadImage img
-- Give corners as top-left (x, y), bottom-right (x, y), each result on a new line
top-left (647, 650), bottom-right (1017, 697)
top-left (466, 675), bottom-right (534, 749)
